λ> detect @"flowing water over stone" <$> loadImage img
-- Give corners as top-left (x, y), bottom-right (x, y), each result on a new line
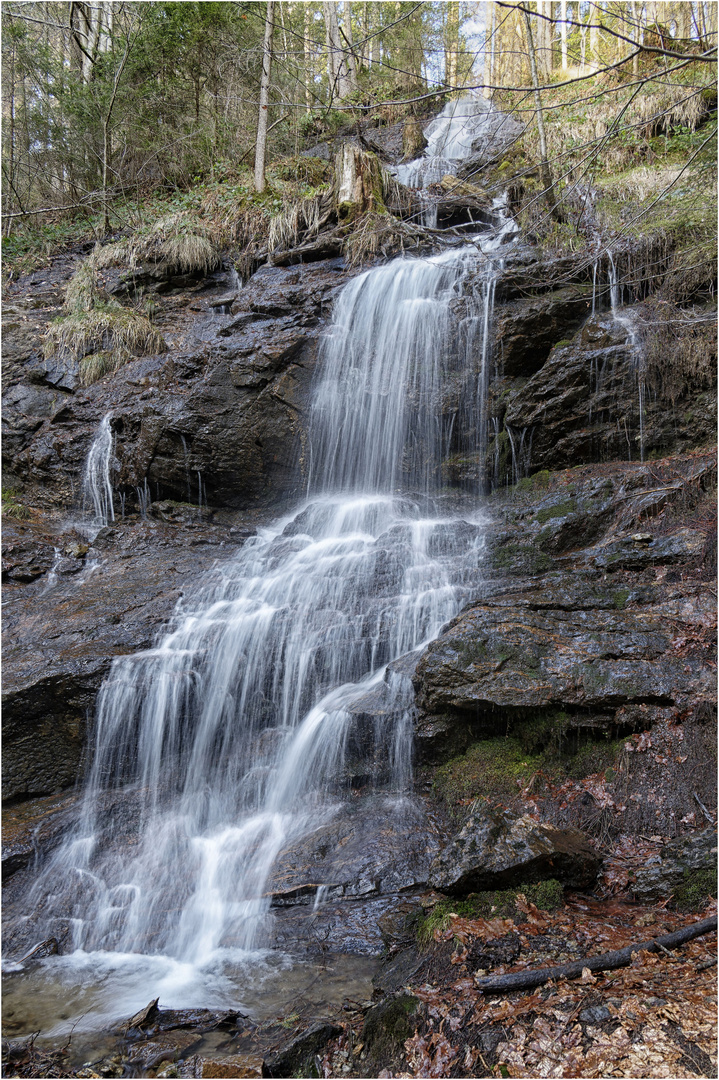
top-left (608, 253), bottom-right (645, 462)
top-left (81, 413), bottom-right (115, 528)
top-left (4, 235), bottom-right (513, 1036)
top-left (395, 94), bottom-right (523, 190)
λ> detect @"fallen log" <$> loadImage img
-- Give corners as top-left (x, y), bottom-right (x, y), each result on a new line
top-left (475, 916), bottom-right (717, 993)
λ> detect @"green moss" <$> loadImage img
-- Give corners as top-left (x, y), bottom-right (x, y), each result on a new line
top-left (513, 470), bottom-right (552, 493)
top-left (513, 712), bottom-right (570, 756)
top-left (362, 995), bottom-right (419, 1057)
top-left (553, 338), bottom-right (573, 350)
top-left (456, 638), bottom-right (488, 665)
top-left (491, 542), bottom-right (553, 574)
top-left (672, 867), bottom-right (718, 912)
top-left (536, 498), bottom-right (577, 523)
top-left (612, 588), bottom-right (631, 610)
top-left (433, 738), bottom-right (543, 809)
top-left (417, 880), bottom-right (564, 943)
top-left (564, 738), bottom-right (623, 780)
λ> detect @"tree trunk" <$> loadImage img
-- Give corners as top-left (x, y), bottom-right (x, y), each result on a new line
top-left (254, 0), bottom-right (275, 194)
top-left (324, 1), bottom-right (348, 99)
top-left (589, 6), bottom-right (599, 71)
top-left (522, 6), bottom-right (561, 221)
top-left (560, 0), bottom-right (568, 69)
top-left (304, 3), bottom-right (312, 112)
top-left (483, 0), bottom-right (493, 96)
top-left (445, 0), bottom-right (459, 88)
top-left (371, 0), bottom-right (380, 67)
top-left (343, 2), bottom-right (357, 93)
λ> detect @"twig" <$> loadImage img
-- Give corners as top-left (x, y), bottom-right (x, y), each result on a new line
top-left (693, 792), bottom-right (716, 824)
top-left (475, 916), bottom-right (717, 993)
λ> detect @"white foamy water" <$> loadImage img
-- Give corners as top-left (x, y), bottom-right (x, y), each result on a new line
top-left (395, 94), bottom-right (523, 191)
top-left (81, 413), bottom-right (115, 528)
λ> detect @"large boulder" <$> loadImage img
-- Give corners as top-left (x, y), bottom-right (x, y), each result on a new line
top-left (414, 578), bottom-right (714, 718)
top-left (428, 804), bottom-right (600, 894)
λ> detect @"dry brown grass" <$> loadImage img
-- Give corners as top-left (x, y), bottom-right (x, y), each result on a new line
top-left (90, 213), bottom-right (221, 275)
top-left (43, 307), bottom-right (166, 385)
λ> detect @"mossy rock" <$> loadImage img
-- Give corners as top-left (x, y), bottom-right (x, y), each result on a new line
top-left (536, 498), bottom-right (577, 524)
top-left (361, 995), bottom-right (420, 1068)
top-left (672, 867), bottom-right (718, 912)
top-left (490, 541), bottom-right (553, 575)
top-left (433, 738), bottom-right (543, 809)
top-left (417, 879), bottom-right (564, 943)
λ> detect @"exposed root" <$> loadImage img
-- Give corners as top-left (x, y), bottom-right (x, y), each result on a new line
top-left (343, 211), bottom-right (435, 267)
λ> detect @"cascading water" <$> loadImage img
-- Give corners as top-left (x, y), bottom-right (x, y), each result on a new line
top-left (6, 215), bottom-right (516, 1037)
top-left (81, 414), bottom-right (115, 528)
top-left (395, 94), bottom-right (521, 191)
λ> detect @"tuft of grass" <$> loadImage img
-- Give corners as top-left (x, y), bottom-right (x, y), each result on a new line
top-left (78, 347), bottom-right (133, 386)
top-left (2, 488), bottom-right (30, 519)
top-left (64, 260), bottom-right (99, 313)
top-left (90, 213), bottom-right (222, 277)
top-left (268, 194), bottom-right (327, 252)
top-left (44, 307), bottom-right (166, 386)
top-left (343, 210), bottom-right (430, 267)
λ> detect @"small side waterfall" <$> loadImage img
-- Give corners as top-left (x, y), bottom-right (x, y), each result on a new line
top-left (81, 414), bottom-right (115, 528)
top-left (608, 253), bottom-right (645, 462)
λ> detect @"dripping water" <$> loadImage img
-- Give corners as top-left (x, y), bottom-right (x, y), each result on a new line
top-left (82, 414), bottom-right (115, 529)
top-left (608, 252), bottom-right (645, 462)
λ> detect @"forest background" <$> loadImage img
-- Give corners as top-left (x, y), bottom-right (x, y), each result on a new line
top-left (1, 0), bottom-right (716, 286)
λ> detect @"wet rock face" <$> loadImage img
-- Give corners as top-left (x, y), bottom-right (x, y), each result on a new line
top-left (495, 311), bottom-right (717, 482)
top-left (491, 288), bottom-right (592, 377)
top-left (2, 258), bottom-right (353, 512)
top-left (267, 798), bottom-right (446, 905)
top-left (415, 455), bottom-right (716, 747)
top-left (427, 805), bottom-right (600, 894)
top-left (4, 245), bottom-right (716, 512)
top-left (2, 516), bottom-right (253, 801)
top-left (415, 579), bottom-right (712, 716)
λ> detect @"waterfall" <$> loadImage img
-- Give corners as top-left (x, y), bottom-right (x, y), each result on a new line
top-left (14, 234), bottom-right (512, 1025)
top-left (82, 414), bottom-right (115, 528)
top-left (608, 253), bottom-right (645, 462)
top-left (394, 94), bottom-right (519, 191)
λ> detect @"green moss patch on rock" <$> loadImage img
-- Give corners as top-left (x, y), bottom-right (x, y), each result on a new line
top-left (672, 867), bottom-right (718, 912)
top-left (433, 738), bottom-right (543, 810)
top-left (536, 498), bottom-right (578, 524)
top-left (417, 880), bottom-right (564, 943)
top-left (489, 541), bottom-right (553, 575)
top-left (360, 995), bottom-right (421, 1073)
